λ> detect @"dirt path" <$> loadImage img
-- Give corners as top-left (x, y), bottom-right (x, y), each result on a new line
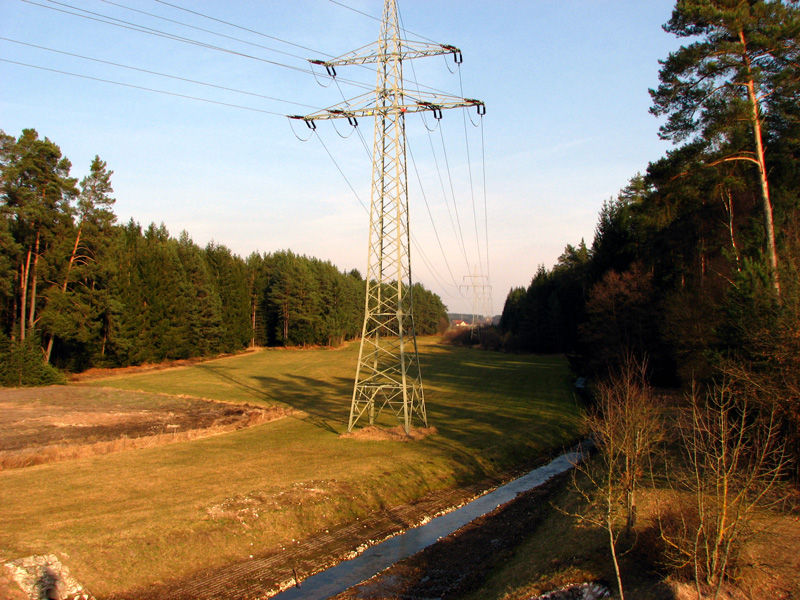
top-left (328, 473), bottom-right (567, 600)
top-left (117, 458), bottom-right (562, 600)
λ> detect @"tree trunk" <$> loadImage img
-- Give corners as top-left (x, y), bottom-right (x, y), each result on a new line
top-left (283, 300), bottom-right (289, 341)
top-left (251, 299), bottom-right (257, 348)
top-left (45, 225), bottom-right (82, 363)
top-left (607, 483), bottom-right (625, 600)
top-left (740, 29), bottom-right (781, 298)
top-left (20, 249), bottom-right (31, 342)
top-left (28, 229), bottom-right (41, 335)
top-left (722, 188), bottom-right (741, 271)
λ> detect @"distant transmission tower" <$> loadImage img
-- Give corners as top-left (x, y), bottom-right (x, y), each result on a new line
top-left (291, 0), bottom-right (483, 434)
top-left (461, 271), bottom-right (492, 339)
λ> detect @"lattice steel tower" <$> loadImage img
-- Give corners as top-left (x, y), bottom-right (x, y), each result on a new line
top-left (291, 0), bottom-right (483, 434)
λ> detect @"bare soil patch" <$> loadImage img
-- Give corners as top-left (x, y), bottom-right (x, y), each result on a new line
top-left (339, 425), bottom-right (438, 442)
top-left (0, 385), bottom-right (292, 469)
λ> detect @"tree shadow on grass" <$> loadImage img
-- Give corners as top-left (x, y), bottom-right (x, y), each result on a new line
top-left (194, 345), bottom-right (578, 456)
top-left (191, 364), bottom-right (348, 434)
top-left (250, 373), bottom-right (353, 435)
top-left (193, 363), bottom-right (273, 404)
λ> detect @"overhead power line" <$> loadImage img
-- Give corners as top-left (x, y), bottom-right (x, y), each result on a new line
top-left (0, 37), bottom-right (319, 110)
top-left (98, 0), bottom-right (312, 62)
top-left (153, 0), bottom-right (325, 57)
top-left (328, 0), bottom-right (439, 45)
top-left (21, 0), bottom-right (377, 93)
top-left (0, 58), bottom-right (288, 116)
top-left (153, 0), bottom-right (459, 98)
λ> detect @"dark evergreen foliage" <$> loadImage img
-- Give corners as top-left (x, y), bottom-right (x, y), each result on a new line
top-left (0, 337), bottom-right (65, 386)
top-left (499, 0), bottom-right (800, 472)
top-left (501, 0), bottom-right (799, 374)
top-left (0, 128), bottom-right (448, 384)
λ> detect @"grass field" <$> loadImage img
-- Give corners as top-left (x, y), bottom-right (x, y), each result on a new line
top-left (0, 339), bottom-right (582, 597)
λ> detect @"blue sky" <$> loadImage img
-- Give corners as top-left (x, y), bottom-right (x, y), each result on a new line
top-left (1, 0), bottom-right (683, 314)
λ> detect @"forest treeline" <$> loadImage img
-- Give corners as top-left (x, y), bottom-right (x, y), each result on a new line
top-left (0, 129), bottom-right (448, 385)
top-left (496, 5), bottom-right (799, 595)
top-left (498, 1), bottom-right (799, 478)
top-left (500, 0), bottom-right (798, 379)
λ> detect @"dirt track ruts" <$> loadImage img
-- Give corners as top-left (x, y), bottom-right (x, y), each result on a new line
top-left (117, 458), bottom-right (562, 600)
top-left (329, 472), bottom-right (568, 600)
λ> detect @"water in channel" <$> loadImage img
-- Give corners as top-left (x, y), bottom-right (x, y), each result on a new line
top-left (270, 442), bottom-right (588, 600)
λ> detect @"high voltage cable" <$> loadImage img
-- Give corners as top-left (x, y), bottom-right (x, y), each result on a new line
top-left (153, 0), bottom-right (325, 57)
top-left (22, 0), bottom-right (377, 94)
top-left (24, 0), bottom-right (309, 72)
top-left (159, 0), bottom-right (460, 99)
top-left (439, 123), bottom-right (473, 274)
top-left (17, 0), bottom-right (467, 119)
top-left (411, 231), bottom-right (454, 296)
top-left (33, 0), bottom-right (317, 73)
top-left (148, 0), bottom-right (396, 89)
top-left (0, 37), bottom-right (320, 110)
top-left (312, 130), bottom-right (368, 214)
top-left (0, 58), bottom-right (288, 116)
top-left (458, 63), bottom-right (485, 281)
top-left (97, 0), bottom-right (311, 62)
top-left (423, 122), bottom-right (468, 274)
top-left (407, 137), bottom-right (461, 291)
top-left (329, 0), bottom-right (439, 45)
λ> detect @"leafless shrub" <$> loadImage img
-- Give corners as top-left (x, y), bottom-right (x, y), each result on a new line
top-left (657, 380), bottom-right (786, 599)
top-left (567, 353), bottom-right (662, 600)
top-left (588, 355), bottom-right (663, 537)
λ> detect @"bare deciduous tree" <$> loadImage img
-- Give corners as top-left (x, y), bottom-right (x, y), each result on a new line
top-left (588, 355), bottom-right (663, 537)
top-left (658, 380), bottom-right (786, 599)
top-left (569, 354), bottom-right (662, 600)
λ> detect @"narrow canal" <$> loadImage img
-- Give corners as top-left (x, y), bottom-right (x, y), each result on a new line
top-left (270, 442), bottom-right (588, 600)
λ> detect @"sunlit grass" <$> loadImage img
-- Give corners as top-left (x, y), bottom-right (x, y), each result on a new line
top-left (0, 339), bottom-right (582, 596)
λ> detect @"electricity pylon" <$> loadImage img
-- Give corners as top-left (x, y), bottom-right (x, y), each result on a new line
top-left (460, 271), bottom-right (493, 340)
top-left (291, 0), bottom-right (483, 434)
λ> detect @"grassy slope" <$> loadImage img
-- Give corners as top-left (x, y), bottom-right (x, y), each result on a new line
top-left (0, 339), bottom-right (582, 596)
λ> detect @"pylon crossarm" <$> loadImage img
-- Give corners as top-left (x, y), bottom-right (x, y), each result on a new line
top-left (289, 93), bottom-right (484, 122)
top-left (310, 41), bottom-right (460, 67)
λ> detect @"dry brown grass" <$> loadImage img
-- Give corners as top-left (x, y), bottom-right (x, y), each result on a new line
top-left (0, 343), bottom-right (583, 597)
top-left (635, 487), bottom-right (800, 600)
top-left (0, 405), bottom-right (294, 470)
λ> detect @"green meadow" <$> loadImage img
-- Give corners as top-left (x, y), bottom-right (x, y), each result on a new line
top-left (0, 339), bottom-right (582, 596)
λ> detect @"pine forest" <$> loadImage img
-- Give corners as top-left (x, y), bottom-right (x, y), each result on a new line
top-left (0, 129), bottom-right (448, 385)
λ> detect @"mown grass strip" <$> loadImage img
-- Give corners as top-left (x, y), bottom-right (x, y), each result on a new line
top-left (0, 340), bottom-right (582, 597)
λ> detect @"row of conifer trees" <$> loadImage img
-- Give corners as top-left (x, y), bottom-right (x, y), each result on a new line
top-left (0, 128), bottom-right (448, 385)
